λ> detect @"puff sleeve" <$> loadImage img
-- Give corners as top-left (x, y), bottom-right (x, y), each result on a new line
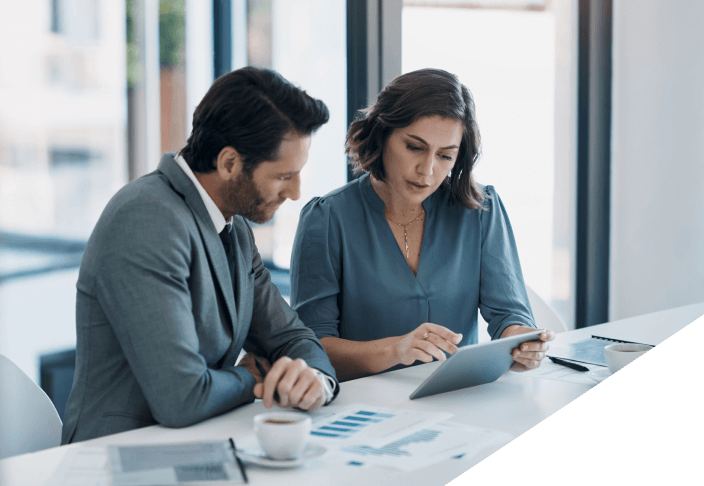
top-left (478, 186), bottom-right (536, 339)
top-left (290, 197), bottom-right (343, 339)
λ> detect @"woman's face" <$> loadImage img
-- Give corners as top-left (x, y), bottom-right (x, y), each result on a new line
top-left (381, 115), bottom-right (463, 206)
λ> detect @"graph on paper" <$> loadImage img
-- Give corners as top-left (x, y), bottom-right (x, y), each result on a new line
top-left (311, 409), bottom-right (395, 440)
top-left (344, 428), bottom-right (441, 456)
top-left (308, 404), bottom-right (452, 447)
top-left (339, 422), bottom-right (515, 472)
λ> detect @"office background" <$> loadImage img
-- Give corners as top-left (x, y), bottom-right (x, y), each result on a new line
top-left (0, 0), bottom-right (702, 401)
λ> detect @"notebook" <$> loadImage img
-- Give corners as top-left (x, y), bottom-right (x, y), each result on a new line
top-left (548, 335), bottom-right (654, 367)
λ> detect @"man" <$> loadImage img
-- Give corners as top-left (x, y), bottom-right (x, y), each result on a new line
top-left (62, 67), bottom-right (338, 444)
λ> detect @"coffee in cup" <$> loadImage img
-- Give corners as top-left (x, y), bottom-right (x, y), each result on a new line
top-left (604, 343), bottom-right (652, 374)
top-left (253, 411), bottom-right (311, 460)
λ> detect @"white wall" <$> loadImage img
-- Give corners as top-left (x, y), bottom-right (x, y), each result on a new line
top-left (610, 0), bottom-right (704, 320)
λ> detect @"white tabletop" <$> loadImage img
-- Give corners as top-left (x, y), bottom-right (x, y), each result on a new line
top-left (2, 302), bottom-right (702, 486)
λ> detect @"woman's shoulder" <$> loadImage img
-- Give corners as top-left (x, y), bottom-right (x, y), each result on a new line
top-left (438, 181), bottom-right (498, 216)
top-left (471, 182), bottom-right (498, 200)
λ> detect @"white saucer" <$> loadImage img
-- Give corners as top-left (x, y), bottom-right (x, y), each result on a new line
top-left (237, 444), bottom-right (327, 468)
top-left (589, 368), bottom-right (611, 383)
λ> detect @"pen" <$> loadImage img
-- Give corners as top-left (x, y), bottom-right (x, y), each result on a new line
top-left (548, 356), bottom-right (590, 372)
top-left (254, 357), bottom-right (281, 403)
top-left (229, 437), bottom-right (248, 484)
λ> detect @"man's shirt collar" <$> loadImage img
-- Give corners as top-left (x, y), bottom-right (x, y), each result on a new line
top-left (174, 153), bottom-right (232, 233)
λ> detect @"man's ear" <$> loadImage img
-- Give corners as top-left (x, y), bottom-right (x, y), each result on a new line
top-left (215, 146), bottom-right (243, 180)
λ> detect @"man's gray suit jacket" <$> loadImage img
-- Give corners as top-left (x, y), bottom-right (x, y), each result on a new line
top-left (61, 154), bottom-right (338, 444)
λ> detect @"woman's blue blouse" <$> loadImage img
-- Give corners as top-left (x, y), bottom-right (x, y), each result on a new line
top-left (290, 173), bottom-right (535, 364)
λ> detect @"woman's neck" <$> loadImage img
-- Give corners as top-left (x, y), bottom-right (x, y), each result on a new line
top-left (370, 176), bottom-right (425, 223)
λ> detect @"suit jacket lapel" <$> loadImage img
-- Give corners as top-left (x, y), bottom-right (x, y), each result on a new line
top-left (157, 154), bottom-right (238, 332)
top-left (231, 222), bottom-right (250, 328)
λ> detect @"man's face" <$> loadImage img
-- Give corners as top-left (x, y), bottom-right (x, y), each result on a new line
top-left (221, 134), bottom-right (311, 224)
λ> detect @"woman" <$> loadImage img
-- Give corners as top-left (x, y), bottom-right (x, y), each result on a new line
top-left (290, 68), bottom-right (553, 381)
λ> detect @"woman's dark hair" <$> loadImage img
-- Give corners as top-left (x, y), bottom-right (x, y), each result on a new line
top-left (346, 68), bottom-right (484, 210)
top-left (180, 66), bottom-right (329, 173)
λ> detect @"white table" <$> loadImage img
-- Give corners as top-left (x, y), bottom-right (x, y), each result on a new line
top-left (2, 302), bottom-right (702, 486)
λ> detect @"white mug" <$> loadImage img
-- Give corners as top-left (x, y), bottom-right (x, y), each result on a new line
top-left (604, 343), bottom-right (652, 374)
top-left (253, 411), bottom-right (311, 460)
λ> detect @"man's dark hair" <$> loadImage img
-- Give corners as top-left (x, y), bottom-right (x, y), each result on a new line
top-left (180, 66), bottom-right (329, 173)
top-left (346, 68), bottom-right (484, 211)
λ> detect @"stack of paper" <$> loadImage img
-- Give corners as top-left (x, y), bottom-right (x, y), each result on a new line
top-left (44, 442), bottom-right (245, 486)
top-left (109, 442), bottom-right (244, 485)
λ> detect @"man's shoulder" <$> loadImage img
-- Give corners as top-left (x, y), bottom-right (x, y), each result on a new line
top-left (86, 172), bottom-right (195, 253)
top-left (104, 171), bottom-right (188, 220)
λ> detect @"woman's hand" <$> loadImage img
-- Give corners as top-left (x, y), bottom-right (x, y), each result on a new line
top-left (501, 325), bottom-right (555, 371)
top-left (392, 323), bottom-right (463, 366)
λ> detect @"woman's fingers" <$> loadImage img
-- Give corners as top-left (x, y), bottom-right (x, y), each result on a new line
top-left (425, 333), bottom-right (459, 355)
top-left (517, 340), bottom-right (550, 354)
top-left (396, 323), bottom-right (463, 366)
top-left (513, 349), bottom-right (546, 362)
top-left (511, 355), bottom-right (542, 370)
top-left (420, 323), bottom-right (462, 345)
top-left (414, 338), bottom-right (447, 362)
top-left (540, 330), bottom-right (556, 342)
top-left (409, 348), bottom-right (435, 364)
top-left (512, 336), bottom-right (550, 370)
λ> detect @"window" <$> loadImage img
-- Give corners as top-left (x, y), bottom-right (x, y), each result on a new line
top-left (242, 0), bottom-right (348, 270)
top-left (402, 0), bottom-right (578, 331)
top-left (0, 1), bottom-right (127, 380)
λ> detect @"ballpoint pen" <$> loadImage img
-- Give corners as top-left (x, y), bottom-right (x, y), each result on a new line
top-left (229, 437), bottom-right (248, 484)
top-left (548, 356), bottom-right (590, 372)
top-left (254, 357), bottom-right (281, 403)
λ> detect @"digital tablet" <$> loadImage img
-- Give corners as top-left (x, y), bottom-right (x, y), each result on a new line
top-left (409, 330), bottom-right (544, 400)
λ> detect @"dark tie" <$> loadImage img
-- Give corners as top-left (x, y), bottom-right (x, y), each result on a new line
top-left (219, 225), bottom-right (236, 292)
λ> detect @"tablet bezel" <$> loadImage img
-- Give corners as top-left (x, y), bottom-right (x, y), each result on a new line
top-left (409, 329), bottom-right (544, 400)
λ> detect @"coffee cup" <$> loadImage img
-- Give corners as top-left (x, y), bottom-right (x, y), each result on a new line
top-left (253, 411), bottom-right (311, 460)
top-left (604, 343), bottom-right (652, 374)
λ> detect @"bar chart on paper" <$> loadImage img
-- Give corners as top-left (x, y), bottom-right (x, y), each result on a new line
top-left (311, 409), bottom-right (394, 439)
top-left (308, 404), bottom-right (452, 447)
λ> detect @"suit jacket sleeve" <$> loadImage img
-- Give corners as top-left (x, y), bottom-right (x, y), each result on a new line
top-left (237, 218), bottom-right (339, 399)
top-left (95, 199), bottom-right (257, 428)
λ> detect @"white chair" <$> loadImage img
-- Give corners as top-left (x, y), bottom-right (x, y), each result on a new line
top-left (0, 354), bottom-right (63, 459)
top-left (525, 285), bottom-right (568, 334)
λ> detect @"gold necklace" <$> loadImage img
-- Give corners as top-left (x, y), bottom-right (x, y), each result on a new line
top-left (385, 209), bottom-right (425, 259)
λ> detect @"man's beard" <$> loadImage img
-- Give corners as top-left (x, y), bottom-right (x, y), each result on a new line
top-left (221, 170), bottom-right (281, 224)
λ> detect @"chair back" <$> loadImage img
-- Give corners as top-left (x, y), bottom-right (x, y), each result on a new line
top-left (0, 354), bottom-right (62, 459)
top-left (525, 285), bottom-right (568, 333)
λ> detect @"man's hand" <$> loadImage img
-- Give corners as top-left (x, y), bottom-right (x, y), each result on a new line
top-left (244, 356), bottom-right (326, 411)
top-left (501, 325), bottom-right (555, 372)
top-left (392, 323), bottom-right (462, 366)
top-left (237, 352), bottom-right (269, 384)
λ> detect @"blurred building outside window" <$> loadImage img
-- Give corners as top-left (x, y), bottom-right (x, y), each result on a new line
top-left (0, 0), bottom-right (348, 381)
top-left (402, 0), bottom-right (578, 331)
top-left (0, 1), bottom-right (127, 382)
top-left (244, 0), bottom-right (348, 272)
